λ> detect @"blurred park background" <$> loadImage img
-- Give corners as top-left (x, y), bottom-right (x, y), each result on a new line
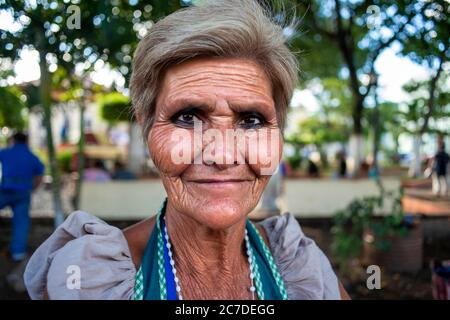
top-left (0, 0), bottom-right (449, 299)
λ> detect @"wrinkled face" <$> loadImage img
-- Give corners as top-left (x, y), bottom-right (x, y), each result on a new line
top-left (147, 57), bottom-right (282, 230)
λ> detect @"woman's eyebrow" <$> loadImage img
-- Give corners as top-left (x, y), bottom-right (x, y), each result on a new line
top-left (166, 97), bottom-right (215, 113)
top-left (229, 101), bottom-right (275, 114)
top-left (165, 96), bottom-right (275, 116)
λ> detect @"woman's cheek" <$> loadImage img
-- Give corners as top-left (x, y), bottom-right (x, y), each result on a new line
top-left (148, 125), bottom-right (196, 177)
top-left (246, 128), bottom-right (283, 177)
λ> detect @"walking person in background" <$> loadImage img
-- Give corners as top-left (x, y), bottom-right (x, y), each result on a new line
top-left (112, 160), bottom-right (136, 180)
top-left (336, 150), bottom-right (347, 178)
top-left (0, 132), bottom-right (44, 262)
top-left (431, 140), bottom-right (449, 197)
top-left (83, 159), bottom-right (111, 182)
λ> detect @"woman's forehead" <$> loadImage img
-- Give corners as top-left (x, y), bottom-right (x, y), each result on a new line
top-left (158, 57), bottom-right (274, 108)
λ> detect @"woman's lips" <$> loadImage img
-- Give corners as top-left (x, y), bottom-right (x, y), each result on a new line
top-left (187, 178), bottom-right (252, 189)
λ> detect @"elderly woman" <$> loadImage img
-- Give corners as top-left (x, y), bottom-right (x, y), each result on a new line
top-left (24, 0), bottom-right (349, 300)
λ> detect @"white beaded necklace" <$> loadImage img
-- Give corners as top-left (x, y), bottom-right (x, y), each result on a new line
top-left (163, 216), bottom-right (257, 300)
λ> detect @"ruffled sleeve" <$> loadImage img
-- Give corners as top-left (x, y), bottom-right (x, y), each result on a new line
top-left (24, 211), bottom-right (136, 300)
top-left (259, 213), bottom-right (341, 300)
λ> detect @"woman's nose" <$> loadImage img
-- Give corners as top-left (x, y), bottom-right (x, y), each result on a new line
top-left (201, 127), bottom-right (243, 168)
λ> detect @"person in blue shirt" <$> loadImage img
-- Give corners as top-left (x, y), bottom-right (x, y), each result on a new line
top-left (0, 132), bottom-right (45, 261)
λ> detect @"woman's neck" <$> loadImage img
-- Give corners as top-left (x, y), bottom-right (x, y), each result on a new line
top-left (164, 201), bottom-right (253, 299)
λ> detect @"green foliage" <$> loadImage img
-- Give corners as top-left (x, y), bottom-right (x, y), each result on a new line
top-left (332, 195), bottom-right (380, 266)
top-left (286, 151), bottom-right (302, 171)
top-left (286, 115), bottom-right (351, 147)
top-left (398, 76), bottom-right (450, 136)
top-left (368, 187), bottom-right (409, 251)
top-left (33, 148), bottom-right (49, 174)
top-left (331, 179), bottom-right (409, 268)
top-left (0, 86), bottom-right (26, 129)
top-left (288, 0), bottom-right (449, 137)
top-left (98, 92), bottom-right (132, 123)
top-left (285, 76), bottom-right (353, 152)
top-left (33, 148), bottom-right (74, 174)
top-left (56, 149), bottom-right (75, 173)
top-left (0, 1), bottom-right (182, 79)
top-left (316, 77), bottom-right (353, 117)
top-left (399, 1), bottom-right (449, 69)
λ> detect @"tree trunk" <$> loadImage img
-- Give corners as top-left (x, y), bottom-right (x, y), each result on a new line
top-left (409, 134), bottom-right (422, 178)
top-left (73, 101), bottom-right (85, 209)
top-left (372, 87), bottom-right (381, 173)
top-left (420, 58), bottom-right (443, 137)
top-left (348, 134), bottom-right (364, 177)
top-left (333, 0), bottom-right (365, 175)
top-left (38, 49), bottom-right (64, 228)
top-left (408, 58), bottom-right (443, 178)
top-left (128, 121), bottom-right (146, 175)
top-left (372, 119), bottom-right (380, 173)
top-left (393, 133), bottom-right (401, 165)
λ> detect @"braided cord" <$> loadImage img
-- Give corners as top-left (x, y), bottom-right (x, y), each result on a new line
top-left (133, 200), bottom-right (167, 300)
top-left (248, 221), bottom-right (288, 300)
top-left (246, 239), bottom-right (265, 300)
top-left (156, 205), bottom-right (167, 300)
top-left (133, 266), bottom-right (144, 300)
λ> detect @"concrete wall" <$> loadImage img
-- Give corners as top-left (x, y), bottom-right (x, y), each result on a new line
top-left (77, 178), bottom-right (401, 220)
top-left (0, 178), bottom-right (401, 220)
top-left (283, 178), bottom-right (400, 218)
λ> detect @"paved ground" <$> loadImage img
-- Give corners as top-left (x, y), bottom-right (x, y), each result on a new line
top-left (0, 180), bottom-right (75, 219)
top-left (403, 188), bottom-right (450, 216)
top-left (1, 216), bottom-right (447, 300)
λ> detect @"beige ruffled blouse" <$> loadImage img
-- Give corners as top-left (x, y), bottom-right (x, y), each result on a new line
top-left (24, 211), bottom-right (340, 300)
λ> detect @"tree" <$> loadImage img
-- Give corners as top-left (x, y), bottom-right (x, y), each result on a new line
top-left (287, 115), bottom-right (351, 146)
top-left (0, 0), bottom-right (182, 226)
top-left (365, 98), bottom-right (400, 170)
top-left (97, 91), bottom-right (147, 175)
top-left (286, 77), bottom-right (353, 168)
top-left (399, 77), bottom-right (450, 177)
top-left (0, 85), bottom-right (26, 129)
top-left (291, 0), bottom-right (438, 175)
top-left (99, 92), bottom-right (132, 123)
top-left (396, 1), bottom-right (449, 177)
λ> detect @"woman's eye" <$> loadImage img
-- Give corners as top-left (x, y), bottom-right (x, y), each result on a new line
top-left (238, 114), bottom-right (265, 129)
top-left (172, 111), bottom-right (200, 127)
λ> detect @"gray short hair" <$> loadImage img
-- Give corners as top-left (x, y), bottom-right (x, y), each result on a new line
top-left (130, 0), bottom-right (299, 139)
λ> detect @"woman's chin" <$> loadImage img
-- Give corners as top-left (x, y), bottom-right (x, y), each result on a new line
top-left (192, 199), bottom-right (250, 230)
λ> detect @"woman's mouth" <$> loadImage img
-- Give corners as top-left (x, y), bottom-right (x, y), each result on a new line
top-left (187, 178), bottom-right (252, 189)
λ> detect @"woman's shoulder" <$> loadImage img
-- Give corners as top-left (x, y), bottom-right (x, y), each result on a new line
top-left (123, 216), bottom-right (156, 269)
top-left (258, 213), bottom-right (341, 300)
top-left (24, 211), bottom-right (137, 300)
